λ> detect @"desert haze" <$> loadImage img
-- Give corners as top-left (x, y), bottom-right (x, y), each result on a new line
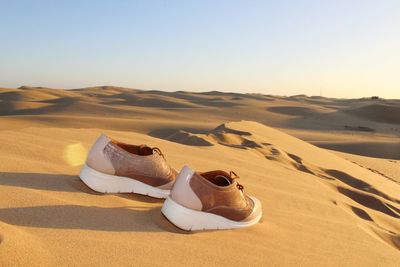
top-left (0, 86), bottom-right (399, 266)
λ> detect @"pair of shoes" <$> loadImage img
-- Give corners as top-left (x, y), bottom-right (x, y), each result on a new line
top-left (79, 134), bottom-right (262, 231)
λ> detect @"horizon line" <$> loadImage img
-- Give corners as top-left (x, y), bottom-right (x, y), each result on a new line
top-left (3, 85), bottom-right (394, 100)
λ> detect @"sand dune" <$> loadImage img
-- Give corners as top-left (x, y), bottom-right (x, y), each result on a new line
top-left (0, 87), bottom-right (399, 266)
top-left (267, 105), bottom-right (335, 116)
top-left (347, 103), bottom-right (400, 124)
top-left (1, 86), bottom-right (399, 159)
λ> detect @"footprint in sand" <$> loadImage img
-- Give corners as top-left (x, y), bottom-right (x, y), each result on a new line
top-left (337, 187), bottom-right (400, 219)
top-left (347, 205), bottom-right (400, 251)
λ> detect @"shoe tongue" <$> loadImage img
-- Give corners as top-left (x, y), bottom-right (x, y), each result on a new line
top-left (138, 145), bottom-right (153, 156)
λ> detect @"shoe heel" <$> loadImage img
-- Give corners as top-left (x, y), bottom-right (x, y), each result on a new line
top-left (161, 196), bottom-right (262, 231)
top-left (79, 164), bottom-right (170, 198)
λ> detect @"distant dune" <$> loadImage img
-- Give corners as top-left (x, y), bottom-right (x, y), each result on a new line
top-left (346, 103), bottom-right (400, 124)
top-left (1, 86), bottom-right (398, 158)
top-left (0, 86), bottom-right (399, 266)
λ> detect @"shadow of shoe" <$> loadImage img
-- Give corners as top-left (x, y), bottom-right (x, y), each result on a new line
top-left (0, 171), bottom-right (167, 203)
top-left (0, 204), bottom-right (162, 232)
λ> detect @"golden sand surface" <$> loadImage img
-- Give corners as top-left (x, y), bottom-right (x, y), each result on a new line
top-left (0, 87), bottom-right (399, 266)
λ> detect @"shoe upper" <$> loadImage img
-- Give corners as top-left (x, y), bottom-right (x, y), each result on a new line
top-left (86, 134), bottom-right (177, 189)
top-left (171, 166), bottom-right (261, 222)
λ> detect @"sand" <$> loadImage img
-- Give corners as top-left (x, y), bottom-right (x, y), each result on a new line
top-left (0, 86), bottom-right (399, 266)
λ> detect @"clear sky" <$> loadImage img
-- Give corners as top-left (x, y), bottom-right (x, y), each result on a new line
top-left (1, 0), bottom-right (399, 98)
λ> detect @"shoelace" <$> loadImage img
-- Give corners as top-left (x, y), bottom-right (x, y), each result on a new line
top-left (152, 147), bottom-right (165, 158)
top-left (229, 171), bottom-right (244, 191)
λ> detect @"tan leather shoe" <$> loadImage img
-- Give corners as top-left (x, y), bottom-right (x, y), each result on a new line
top-left (162, 166), bottom-right (262, 230)
top-left (80, 134), bottom-right (177, 198)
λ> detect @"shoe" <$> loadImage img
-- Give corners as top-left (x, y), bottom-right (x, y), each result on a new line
top-left (161, 166), bottom-right (262, 230)
top-left (79, 134), bottom-right (177, 198)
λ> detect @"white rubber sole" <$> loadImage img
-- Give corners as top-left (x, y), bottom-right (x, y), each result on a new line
top-left (161, 196), bottom-right (262, 231)
top-left (79, 164), bottom-right (170, 198)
